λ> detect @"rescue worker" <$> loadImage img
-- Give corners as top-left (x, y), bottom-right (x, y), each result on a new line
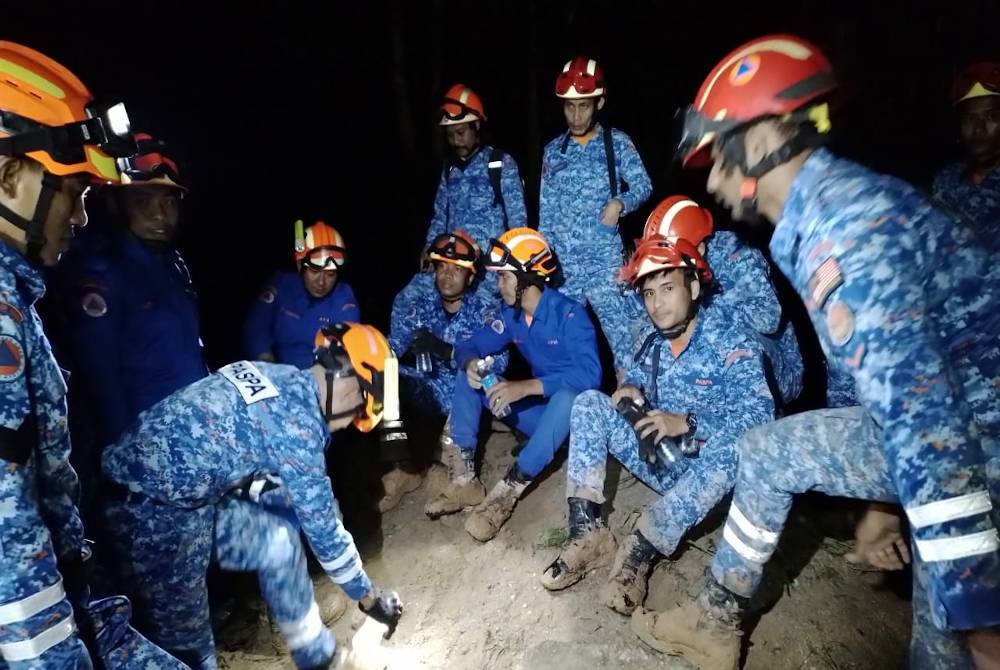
top-left (641, 195), bottom-right (803, 407)
top-left (101, 323), bottom-right (404, 669)
top-left (541, 237), bottom-right (775, 615)
top-left (425, 228), bottom-right (602, 541)
top-left (0, 41), bottom-right (186, 669)
top-left (635, 34), bottom-right (1000, 669)
top-left (244, 220), bottom-right (360, 368)
top-left (422, 84), bottom-right (528, 253)
top-left (58, 132), bottom-right (206, 448)
top-left (538, 56), bottom-right (652, 372)
top-left (933, 61), bottom-right (1000, 251)
top-left (381, 230), bottom-right (506, 511)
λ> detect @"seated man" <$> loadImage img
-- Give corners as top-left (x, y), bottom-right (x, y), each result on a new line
top-left (101, 323), bottom-right (403, 670)
top-left (381, 230), bottom-right (506, 511)
top-left (244, 220), bottom-right (360, 368)
top-left (541, 237), bottom-right (776, 617)
top-left (425, 228), bottom-right (602, 542)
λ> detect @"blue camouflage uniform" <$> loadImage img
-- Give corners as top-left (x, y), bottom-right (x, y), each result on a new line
top-left (58, 231), bottom-right (207, 447)
top-left (243, 271), bottom-right (361, 369)
top-left (450, 288), bottom-right (601, 477)
top-left (709, 148), bottom-right (1000, 650)
top-left (932, 163), bottom-right (1000, 253)
top-left (388, 273), bottom-right (506, 417)
top-left (567, 308), bottom-right (775, 555)
top-left (424, 144), bottom-right (528, 250)
top-left (704, 230), bottom-right (803, 407)
top-left (0, 243), bottom-right (185, 670)
top-left (101, 361), bottom-right (374, 670)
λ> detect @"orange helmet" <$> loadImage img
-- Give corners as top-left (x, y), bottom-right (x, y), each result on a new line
top-left (555, 56), bottom-right (606, 99)
top-left (314, 322), bottom-right (397, 433)
top-left (619, 236), bottom-right (713, 287)
top-left (438, 84), bottom-right (487, 126)
top-left (114, 133), bottom-right (186, 190)
top-left (678, 35), bottom-right (836, 168)
top-left (952, 61), bottom-right (1000, 105)
top-left (427, 230), bottom-right (479, 272)
top-left (294, 220), bottom-right (346, 269)
top-left (0, 41), bottom-right (135, 183)
top-left (642, 196), bottom-right (714, 247)
top-left (483, 227), bottom-right (558, 278)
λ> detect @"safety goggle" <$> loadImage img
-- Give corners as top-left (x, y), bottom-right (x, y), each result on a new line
top-left (0, 101), bottom-right (135, 165)
top-left (484, 239), bottom-right (549, 274)
top-left (302, 245), bottom-right (346, 270)
top-left (556, 71), bottom-right (601, 97)
top-left (953, 63), bottom-right (1000, 103)
top-left (439, 97), bottom-right (480, 122)
top-left (116, 138), bottom-right (182, 184)
top-left (428, 234), bottom-right (478, 268)
top-left (621, 237), bottom-right (709, 286)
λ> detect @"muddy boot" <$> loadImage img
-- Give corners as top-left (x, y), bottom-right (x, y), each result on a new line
top-left (540, 497), bottom-right (617, 591)
top-left (377, 466), bottom-right (424, 512)
top-left (464, 464), bottom-right (531, 542)
top-left (424, 446), bottom-right (485, 519)
top-left (601, 530), bottom-right (661, 615)
top-left (630, 575), bottom-right (745, 670)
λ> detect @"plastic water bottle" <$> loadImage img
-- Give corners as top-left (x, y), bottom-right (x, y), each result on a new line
top-left (476, 356), bottom-right (510, 418)
top-left (414, 322), bottom-right (433, 375)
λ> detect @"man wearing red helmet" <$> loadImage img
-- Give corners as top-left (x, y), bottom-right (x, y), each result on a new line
top-left (539, 56), bottom-right (652, 374)
top-left (637, 34), bottom-right (1000, 669)
top-left (539, 237), bottom-right (775, 620)
top-left (933, 62), bottom-right (1000, 252)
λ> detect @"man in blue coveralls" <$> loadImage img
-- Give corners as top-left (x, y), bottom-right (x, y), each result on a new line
top-left (0, 41), bottom-right (187, 670)
top-left (541, 237), bottom-right (775, 621)
top-left (382, 230), bottom-right (506, 512)
top-left (244, 220), bottom-right (361, 368)
top-left (424, 228), bottom-right (602, 542)
top-left (101, 323), bottom-right (404, 670)
top-left (635, 34), bottom-right (1000, 670)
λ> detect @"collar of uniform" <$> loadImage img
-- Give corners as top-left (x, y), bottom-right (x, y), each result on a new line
top-left (561, 123), bottom-right (605, 152)
top-left (0, 240), bottom-right (45, 304)
top-left (770, 147), bottom-right (834, 275)
top-left (120, 229), bottom-right (176, 262)
top-left (447, 144), bottom-right (487, 172)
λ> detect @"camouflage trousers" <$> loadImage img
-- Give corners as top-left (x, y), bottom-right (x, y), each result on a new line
top-left (710, 406), bottom-right (981, 668)
top-left (103, 494), bottom-right (334, 670)
top-left (566, 389), bottom-right (737, 556)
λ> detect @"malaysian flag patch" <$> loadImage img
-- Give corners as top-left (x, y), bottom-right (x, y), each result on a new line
top-left (808, 257), bottom-right (843, 309)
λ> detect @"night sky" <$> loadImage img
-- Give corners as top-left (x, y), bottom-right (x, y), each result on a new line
top-left (7, 1), bottom-right (998, 375)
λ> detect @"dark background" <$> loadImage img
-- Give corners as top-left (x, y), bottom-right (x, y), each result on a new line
top-left (8, 0), bottom-right (998, 373)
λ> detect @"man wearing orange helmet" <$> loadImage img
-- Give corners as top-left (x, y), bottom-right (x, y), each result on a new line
top-left (423, 83), bottom-right (527, 253)
top-left (933, 62), bottom-right (1000, 251)
top-left (424, 228), bottom-right (601, 541)
top-left (539, 55), bottom-right (652, 373)
top-left (101, 323), bottom-right (404, 669)
top-left (637, 34), bottom-right (1000, 668)
top-left (244, 220), bottom-right (360, 368)
top-left (0, 41), bottom-right (192, 669)
top-left (540, 237), bottom-right (774, 618)
top-left (382, 231), bottom-right (508, 511)
top-left (54, 133), bottom-right (207, 450)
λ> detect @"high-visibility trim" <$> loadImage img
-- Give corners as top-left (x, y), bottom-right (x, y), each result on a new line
top-left (915, 529), bottom-right (1000, 562)
top-left (0, 580), bottom-right (66, 625)
top-left (0, 617), bottom-right (76, 661)
top-left (728, 504), bottom-right (780, 545)
top-left (906, 491), bottom-right (993, 529)
top-left (722, 525), bottom-right (771, 564)
top-left (279, 601), bottom-right (324, 650)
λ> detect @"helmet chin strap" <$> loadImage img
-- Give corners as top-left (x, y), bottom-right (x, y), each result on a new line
top-left (324, 371), bottom-right (362, 423)
top-left (0, 171), bottom-right (61, 265)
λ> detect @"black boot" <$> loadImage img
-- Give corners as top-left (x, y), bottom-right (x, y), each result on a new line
top-left (541, 497), bottom-right (617, 590)
top-left (602, 530), bottom-right (661, 614)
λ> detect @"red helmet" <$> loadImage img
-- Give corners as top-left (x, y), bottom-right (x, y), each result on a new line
top-left (679, 35), bottom-right (836, 167)
top-left (642, 196), bottom-right (714, 247)
top-left (555, 56), bottom-right (606, 99)
top-left (427, 230), bottom-right (479, 272)
top-left (114, 133), bottom-right (186, 190)
top-left (619, 236), bottom-right (712, 287)
top-left (952, 62), bottom-right (1000, 105)
top-left (438, 84), bottom-right (487, 126)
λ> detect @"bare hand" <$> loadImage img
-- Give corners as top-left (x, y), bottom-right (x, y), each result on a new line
top-left (611, 384), bottom-right (644, 407)
top-left (635, 410), bottom-right (688, 442)
top-left (600, 198), bottom-right (624, 227)
top-left (465, 359), bottom-right (484, 390)
top-left (845, 504), bottom-right (910, 571)
top-left (486, 380), bottom-right (528, 416)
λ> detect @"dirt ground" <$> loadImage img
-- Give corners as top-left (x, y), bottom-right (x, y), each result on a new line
top-left (216, 430), bottom-right (911, 670)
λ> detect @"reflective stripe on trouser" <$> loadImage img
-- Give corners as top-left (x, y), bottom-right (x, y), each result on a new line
top-left (214, 496), bottom-right (334, 669)
top-left (566, 390), bottom-right (738, 556)
top-left (560, 256), bottom-right (641, 372)
top-left (102, 499), bottom-right (217, 670)
top-left (450, 371), bottom-right (578, 478)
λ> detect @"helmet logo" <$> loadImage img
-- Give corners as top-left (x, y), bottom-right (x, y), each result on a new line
top-left (729, 55), bottom-right (760, 86)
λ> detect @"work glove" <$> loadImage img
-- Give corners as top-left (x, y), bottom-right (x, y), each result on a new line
top-left (359, 588), bottom-right (404, 639)
top-left (411, 327), bottom-right (454, 361)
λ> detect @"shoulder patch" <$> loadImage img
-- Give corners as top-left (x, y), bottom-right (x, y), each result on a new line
top-left (808, 257), bottom-right (843, 309)
top-left (81, 292), bottom-right (108, 318)
top-left (826, 301), bottom-right (855, 347)
top-left (341, 302), bottom-right (357, 312)
top-left (491, 319), bottom-right (505, 335)
top-left (0, 302), bottom-right (24, 323)
top-left (0, 336), bottom-right (25, 381)
top-left (218, 360), bottom-right (280, 404)
top-left (259, 288), bottom-right (276, 304)
top-left (724, 349), bottom-right (753, 368)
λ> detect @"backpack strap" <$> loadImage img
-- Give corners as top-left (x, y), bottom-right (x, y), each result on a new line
top-left (488, 147), bottom-right (509, 230)
top-left (603, 126), bottom-right (618, 198)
